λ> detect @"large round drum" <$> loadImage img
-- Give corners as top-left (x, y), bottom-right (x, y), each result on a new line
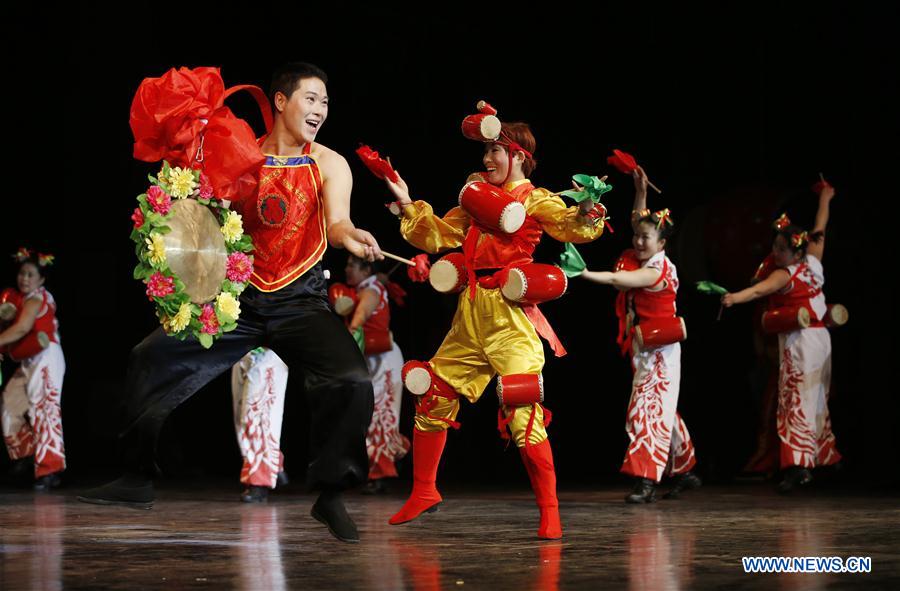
top-left (429, 252), bottom-right (468, 294)
top-left (501, 263), bottom-right (567, 305)
top-left (761, 306), bottom-right (810, 334)
top-left (162, 199), bottom-right (228, 304)
top-left (1, 331), bottom-right (50, 362)
top-left (634, 317), bottom-right (687, 349)
top-left (458, 182), bottom-right (526, 234)
top-left (614, 249), bottom-right (641, 272)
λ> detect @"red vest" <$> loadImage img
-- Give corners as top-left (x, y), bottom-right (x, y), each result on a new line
top-left (359, 276), bottom-right (390, 341)
top-left (768, 263), bottom-right (824, 325)
top-left (242, 143), bottom-right (327, 292)
top-left (616, 251), bottom-right (678, 354)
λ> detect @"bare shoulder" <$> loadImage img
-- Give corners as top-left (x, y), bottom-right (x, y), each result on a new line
top-left (310, 143), bottom-right (350, 178)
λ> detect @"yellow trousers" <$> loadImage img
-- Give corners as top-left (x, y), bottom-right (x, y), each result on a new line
top-left (414, 284), bottom-right (548, 447)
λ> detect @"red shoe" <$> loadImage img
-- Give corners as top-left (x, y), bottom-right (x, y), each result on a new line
top-left (520, 439), bottom-right (563, 539)
top-left (389, 429), bottom-right (446, 525)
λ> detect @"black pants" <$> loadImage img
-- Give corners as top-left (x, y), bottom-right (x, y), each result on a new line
top-left (119, 264), bottom-right (374, 489)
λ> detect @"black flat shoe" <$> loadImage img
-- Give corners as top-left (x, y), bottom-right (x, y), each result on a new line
top-left (276, 471), bottom-right (290, 488)
top-left (360, 479), bottom-right (387, 495)
top-left (776, 467), bottom-right (813, 494)
top-left (241, 485), bottom-right (269, 503)
top-left (663, 472), bottom-right (702, 499)
top-left (311, 491), bottom-right (359, 543)
top-left (34, 472), bottom-right (63, 491)
top-left (625, 478), bottom-right (657, 504)
top-left (77, 474), bottom-right (155, 509)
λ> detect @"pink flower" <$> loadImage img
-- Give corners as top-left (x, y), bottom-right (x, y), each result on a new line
top-left (146, 272), bottom-right (175, 298)
top-left (131, 207), bottom-right (144, 229)
top-left (226, 252), bottom-right (253, 283)
top-left (199, 304), bottom-right (219, 334)
top-left (198, 173), bottom-right (215, 199)
top-left (147, 185), bottom-right (172, 215)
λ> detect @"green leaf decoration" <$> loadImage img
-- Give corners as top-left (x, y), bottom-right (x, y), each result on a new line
top-left (561, 174), bottom-right (613, 204)
top-left (559, 242), bottom-right (587, 278)
top-left (352, 327), bottom-right (365, 352)
top-left (695, 280), bottom-right (728, 295)
top-left (198, 333), bottom-right (214, 349)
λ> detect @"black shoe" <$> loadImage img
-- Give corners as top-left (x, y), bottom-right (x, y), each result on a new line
top-left (34, 472), bottom-right (62, 491)
top-left (276, 471), bottom-right (290, 488)
top-left (776, 467), bottom-right (813, 494)
top-left (360, 479), bottom-right (387, 495)
top-left (9, 457), bottom-right (34, 478)
top-left (625, 478), bottom-right (657, 504)
top-left (663, 472), bottom-right (702, 500)
top-left (311, 491), bottom-right (359, 543)
top-left (77, 474), bottom-right (155, 509)
top-left (241, 485), bottom-right (269, 503)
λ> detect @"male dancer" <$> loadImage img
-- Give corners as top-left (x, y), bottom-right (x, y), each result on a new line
top-left (79, 62), bottom-right (380, 543)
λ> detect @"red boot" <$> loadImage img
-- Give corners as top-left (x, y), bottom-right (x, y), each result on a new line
top-left (389, 429), bottom-right (446, 525)
top-left (520, 439), bottom-right (563, 539)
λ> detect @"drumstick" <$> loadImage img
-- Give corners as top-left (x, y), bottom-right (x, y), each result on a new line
top-left (647, 179), bottom-right (663, 194)
top-left (384, 261), bottom-right (404, 277)
top-left (717, 303), bottom-right (724, 322)
top-left (381, 250), bottom-right (416, 266)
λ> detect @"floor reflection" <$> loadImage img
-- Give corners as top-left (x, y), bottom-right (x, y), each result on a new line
top-left (236, 504), bottom-right (286, 591)
top-left (627, 512), bottom-right (696, 591)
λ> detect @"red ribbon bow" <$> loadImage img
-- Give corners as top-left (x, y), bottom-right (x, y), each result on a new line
top-left (355, 144), bottom-right (399, 183)
top-left (129, 67), bottom-right (271, 204)
top-left (791, 231), bottom-right (808, 248)
top-left (652, 208), bottom-right (673, 229)
top-left (12, 247), bottom-right (32, 263)
top-left (37, 253), bottom-right (55, 267)
top-left (607, 149), bottom-right (639, 174)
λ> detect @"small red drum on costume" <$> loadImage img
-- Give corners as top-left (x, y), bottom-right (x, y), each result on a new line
top-left (476, 100), bottom-right (497, 116)
top-left (402, 360), bottom-right (433, 395)
top-left (614, 249), bottom-right (641, 272)
top-left (634, 317), bottom-right (687, 349)
top-left (328, 283), bottom-right (358, 316)
top-left (364, 330), bottom-right (393, 355)
top-left (429, 253), bottom-right (468, 294)
top-left (496, 374), bottom-right (544, 406)
top-left (501, 263), bottom-right (568, 305)
top-left (458, 182), bottom-right (526, 234)
top-left (461, 113), bottom-right (501, 142)
top-left (823, 303), bottom-right (849, 328)
top-left (0, 288), bottom-right (19, 322)
top-left (0, 331), bottom-right (50, 362)
top-left (762, 306), bottom-right (811, 334)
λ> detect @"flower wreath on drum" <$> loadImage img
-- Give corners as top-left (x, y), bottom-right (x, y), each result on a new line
top-left (130, 160), bottom-right (254, 349)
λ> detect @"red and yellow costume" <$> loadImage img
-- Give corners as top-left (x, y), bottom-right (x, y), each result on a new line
top-left (391, 178), bottom-right (605, 538)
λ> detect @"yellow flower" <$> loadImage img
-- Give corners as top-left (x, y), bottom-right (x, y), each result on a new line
top-left (216, 291), bottom-right (241, 320)
top-left (169, 167), bottom-right (197, 199)
top-left (145, 233), bottom-right (167, 267)
top-left (168, 302), bottom-right (192, 333)
top-left (221, 211), bottom-right (243, 243)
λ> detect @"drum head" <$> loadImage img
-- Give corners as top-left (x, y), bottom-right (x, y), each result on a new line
top-left (501, 268), bottom-right (527, 301)
top-left (797, 306), bottom-right (811, 327)
top-left (429, 260), bottom-right (461, 293)
top-left (0, 302), bottom-right (16, 322)
top-left (499, 202), bottom-right (526, 234)
top-left (162, 200), bottom-right (228, 304)
top-left (829, 304), bottom-right (849, 325)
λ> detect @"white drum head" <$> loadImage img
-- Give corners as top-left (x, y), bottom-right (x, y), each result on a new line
top-left (501, 268), bottom-right (527, 302)
top-left (405, 366), bottom-right (432, 395)
top-left (429, 260), bottom-right (462, 293)
top-left (498, 202), bottom-right (526, 233)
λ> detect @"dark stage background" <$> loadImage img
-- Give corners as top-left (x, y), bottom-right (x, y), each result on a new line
top-left (4, 3), bottom-right (898, 488)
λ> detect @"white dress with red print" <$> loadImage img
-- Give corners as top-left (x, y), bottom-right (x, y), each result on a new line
top-left (771, 255), bottom-right (841, 469)
top-left (620, 251), bottom-right (696, 483)
top-left (231, 347), bottom-right (288, 489)
top-left (1, 287), bottom-right (66, 478)
top-left (358, 275), bottom-right (409, 480)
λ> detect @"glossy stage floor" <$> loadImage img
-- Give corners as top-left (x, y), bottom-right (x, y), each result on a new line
top-left (1, 481), bottom-right (897, 590)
